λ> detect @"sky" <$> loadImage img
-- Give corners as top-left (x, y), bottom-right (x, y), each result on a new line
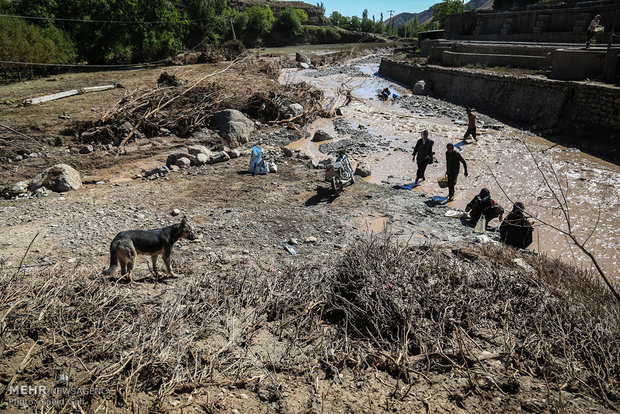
top-left (323, 0), bottom-right (440, 21)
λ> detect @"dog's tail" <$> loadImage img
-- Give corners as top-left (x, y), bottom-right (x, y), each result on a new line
top-left (102, 243), bottom-right (119, 275)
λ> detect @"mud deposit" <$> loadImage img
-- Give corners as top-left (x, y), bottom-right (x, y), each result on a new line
top-left (282, 54), bottom-right (620, 279)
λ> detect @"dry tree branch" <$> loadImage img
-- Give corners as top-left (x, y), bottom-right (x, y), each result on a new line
top-left (116, 54), bottom-right (248, 154)
top-left (486, 139), bottom-right (620, 304)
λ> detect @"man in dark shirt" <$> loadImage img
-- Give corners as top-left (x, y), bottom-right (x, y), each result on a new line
top-left (500, 202), bottom-right (534, 249)
top-left (445, 143), bottom-right (468, 201)
top-left (412, 130), bottom-right (434, 183)
top-left (466, 188), bottom-right (504, 224)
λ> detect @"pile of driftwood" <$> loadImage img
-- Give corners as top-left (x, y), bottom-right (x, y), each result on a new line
top-left (71, 57), bottom-right (326, 148)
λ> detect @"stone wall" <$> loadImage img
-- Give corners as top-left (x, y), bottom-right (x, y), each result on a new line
top-left (444, 2), bottom-right (619, 44)
top-left (378, 59), bottom-right (620, 134)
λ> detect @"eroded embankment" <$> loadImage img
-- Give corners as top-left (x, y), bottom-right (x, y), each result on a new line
top-left (378, 59), bottom-right (620, 146)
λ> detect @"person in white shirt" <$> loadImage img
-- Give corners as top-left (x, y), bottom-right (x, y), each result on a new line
top-left (586, 15), bottom-right (601, 48)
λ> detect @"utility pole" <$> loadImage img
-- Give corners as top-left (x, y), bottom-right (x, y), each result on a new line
top-left (388, 10), bottom-right (394, 35)
top-left (229, 16), bottom-right (236, 40)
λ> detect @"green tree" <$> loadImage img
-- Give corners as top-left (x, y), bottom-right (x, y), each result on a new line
top-left (361, 9), bottom-right (373, 32)
top-left (430, 0), bottom-right (463, 29)
top-left (274, 7), bottom-right (304, 36)
top-left (0, 16), bottom-right (75, 79)
top-left (180, 0), bottom-right (228, 46)
top-left (329, 11), bottom-right (346, 27)
top-left (349, 15), bottom-right (361, 31)
top-left (245, 5), bottom-right (274, 38)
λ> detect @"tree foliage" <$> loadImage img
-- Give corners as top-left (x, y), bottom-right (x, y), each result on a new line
top-left (275, 8), bottom-right (307, 37)
top-left (245, 5), bottom-right (275, 38)
top-left (0, 17), bottom-right (76, 64)
top-left (430, 0), bottom-right (465, 29)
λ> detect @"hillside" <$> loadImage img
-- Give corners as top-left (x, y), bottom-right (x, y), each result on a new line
top-left (385, 0), bottom-right (493, 28)
top-left (228, 0), bottom-right (329, 25)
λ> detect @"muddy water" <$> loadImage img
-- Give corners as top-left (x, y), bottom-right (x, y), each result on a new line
top-left (281, 57), bottom-right (620, 279)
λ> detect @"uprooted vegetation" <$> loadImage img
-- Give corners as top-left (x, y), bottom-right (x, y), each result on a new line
top-left (66, 57), bottom-right (326, 148)
top-left (1, 239), bottom-right (618, 412)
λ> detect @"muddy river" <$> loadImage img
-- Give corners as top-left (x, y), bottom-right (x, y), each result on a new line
top-left (281, 54), bottom-right (620, 280)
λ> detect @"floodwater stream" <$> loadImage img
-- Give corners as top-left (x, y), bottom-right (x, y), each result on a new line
top-left (280, 55), bottom-right (620, 280)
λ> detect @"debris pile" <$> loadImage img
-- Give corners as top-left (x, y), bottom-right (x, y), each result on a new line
top-left (70, 59), bottom-right (326, 148)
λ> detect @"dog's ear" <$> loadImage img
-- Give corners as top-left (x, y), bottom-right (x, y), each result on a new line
top-left (180, 216), bottom-right (187, 228)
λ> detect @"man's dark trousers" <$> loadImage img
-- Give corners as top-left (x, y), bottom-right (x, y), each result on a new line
top-left (416, 160), bottom-right (429, 182)
top-left (447, 173), bottom-right (458, 200)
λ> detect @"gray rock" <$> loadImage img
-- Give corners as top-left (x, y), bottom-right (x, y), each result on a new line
top-left (208, 151), bottom-right (230, 164)
top-left (169, 165), bottom-right (180, 172)
top-left (186, 154), bottom-right (199, 166)
top-left (31, 164), bottom-right (82, 193)
top-left (312, 130), bottom-right (333, 142)
top-left (13, 181), bottom-right (30, 194)
top-left (145, 166), bottom-right (169, 177)
top-left (296, 52), bottom-right (311, 64)
top-left (28, 152), bottom-right (38, 158)
top-left (355, 161), bottom-right (372, 177)
top-left (14, 155), bottom-right (23, 161)
top-left (413, 80), bottom-right (431, 96)
top-left (175, 157), bottom-right (191, 168)
top-left (187, 145), bottom-right (212, 157)
top-left (79, 145), bottom-right (94, 154)
top-left (171, 209), bottom-right (181, 216)
top-left (214, 109), bottom-right (255, 146)
top-left (305, 236), bottom-right (317, 243)
top-left (335, 107), bottom-right (344, 116)
top-left (121, 121), bottom-right (133, 133)
top-left (282, 147), bottom-right (294, 157)
top-left (299, 62), bottom-right (311, 70)
top-left (285, 103), bottom-right (304, 118)
top-left (32, 187), bottom-right (49, 198)
top-left (166, 152), bottom-right (191, 167)
top-left (195, 153), bottom-right (209, 165)
top-left (227, 149), bottom-right (241, 159)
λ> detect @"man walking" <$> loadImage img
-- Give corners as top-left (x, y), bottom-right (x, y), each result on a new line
top-left (412, 130), bottom-right (434, 183)
top-left (463, 108), bottom-right (477, 141)
top-left (445, 143), bottom-right (468, 201)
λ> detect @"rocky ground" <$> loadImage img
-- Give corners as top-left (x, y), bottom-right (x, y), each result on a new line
top-left (0, 48), bottom-right (619, 413)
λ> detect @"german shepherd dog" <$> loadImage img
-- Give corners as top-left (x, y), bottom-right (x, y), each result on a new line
top-left (103, 217), bottom-right (199, 282)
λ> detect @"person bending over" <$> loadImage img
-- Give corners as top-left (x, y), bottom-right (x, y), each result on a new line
top-left (500, 202), bottom-right (534, 249)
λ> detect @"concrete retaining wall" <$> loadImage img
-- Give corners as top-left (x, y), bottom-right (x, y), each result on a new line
top-left (378, 59), bottom-right (620, 134)
top-left (551, 49), bottom-right (606, 80)
top-left (442, 51), bottom-right (550, 69)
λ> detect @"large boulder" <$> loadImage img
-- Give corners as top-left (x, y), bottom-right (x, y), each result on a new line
top-left (187, 145), bottom-right (212, 158)
top-left (208, 151), bottom-right (231, 164)
top-left (214, 109), bottom-right (255, 147)
top-left (283, 103), bottom-right (304, 119)
top-left (175, 157), bottom-right (191, 168)
top-left (31, 164), bottom-right (82, 192)
top-left (195, 153), bottom-right (209, 165)
top-left (166, 152), bottom-right (191, 167)
top-left (296, 52), bottom-right (311, 64)
top-left (355, 161), bottom-right (372, 177)
top-left (413, 80), bottom-right (431, 96)
top-left (312, 130), bottom-right (333, 142)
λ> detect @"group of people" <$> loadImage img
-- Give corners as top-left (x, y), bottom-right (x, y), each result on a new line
top-left (411, 109), bottom-right (534, 249)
